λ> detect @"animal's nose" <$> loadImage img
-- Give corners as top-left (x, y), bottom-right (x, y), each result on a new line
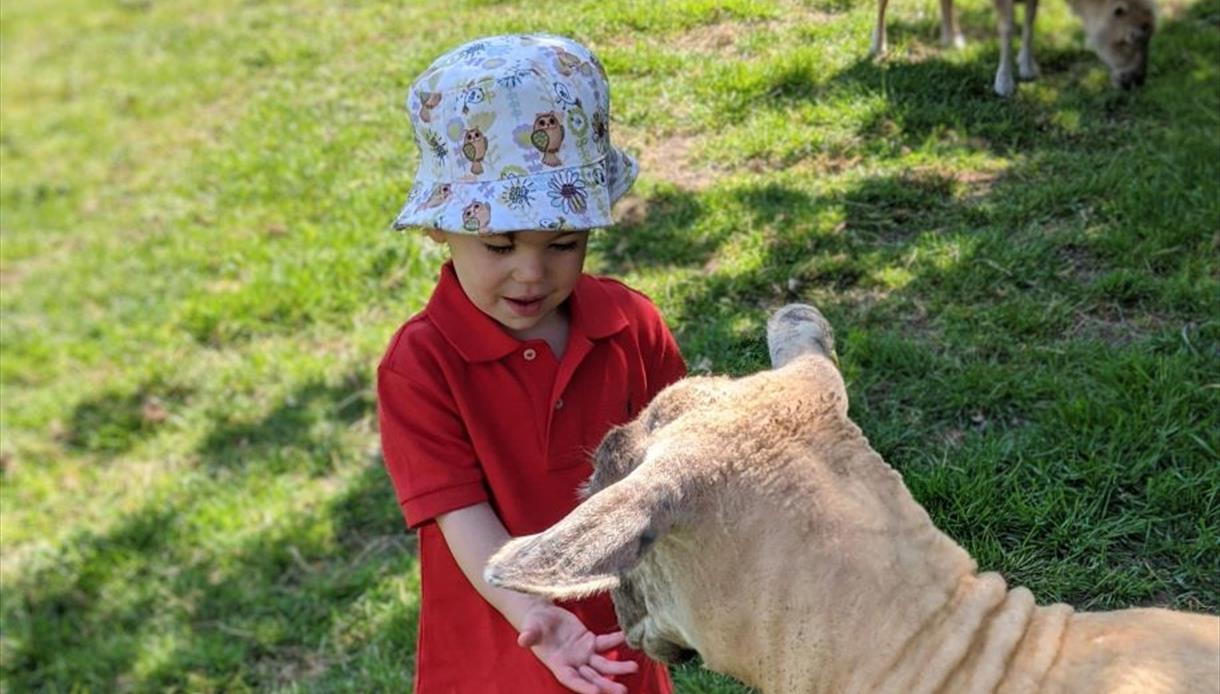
top-left (1118, 70), bottom-right (1146, 89)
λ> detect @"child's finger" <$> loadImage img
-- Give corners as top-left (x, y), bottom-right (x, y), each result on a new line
top-left (578, 665), bottom-right (627, 694)
top-left (557, 667), bottom-right (600, 694)
top-left (592, 630), bottom-right (627, 651)
top-left (517, 627), bottom-right (541, 648)
top-left (589, 654), bottom-right (639, 676)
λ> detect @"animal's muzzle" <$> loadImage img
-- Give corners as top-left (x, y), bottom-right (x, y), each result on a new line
top-left (1117, 69), bottom-right (1147, 89)
top-left (647, 640), bottom-right (699, 666)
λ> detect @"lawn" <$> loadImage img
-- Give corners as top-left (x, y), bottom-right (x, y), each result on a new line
top-left (1, 0), bottom-right (1217, 691)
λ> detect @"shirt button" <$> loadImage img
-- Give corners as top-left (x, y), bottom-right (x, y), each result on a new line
top-left (523, 348), bottom-right (537, 361)
top-left (555, 398), bottom-right (564, 410)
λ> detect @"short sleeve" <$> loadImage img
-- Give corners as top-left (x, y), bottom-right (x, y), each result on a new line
top-left (625, 290), bottom-right (686, 404)
top-left (378, 364), bottom-right (488, 529)
top-left (647, 318), bottom-right (686, 401)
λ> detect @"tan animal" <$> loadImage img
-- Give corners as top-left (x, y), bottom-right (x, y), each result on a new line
top-left (488, 304), bottom-right (1220, 694)
top-left (870, 0), bottom-right (1156, 96)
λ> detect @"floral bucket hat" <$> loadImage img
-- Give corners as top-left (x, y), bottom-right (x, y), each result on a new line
top-left (392, 34), bottom-right (638, 234)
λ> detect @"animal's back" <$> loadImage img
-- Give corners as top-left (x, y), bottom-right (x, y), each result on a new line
top-left (1041, 608), bottom-right (1220, 694)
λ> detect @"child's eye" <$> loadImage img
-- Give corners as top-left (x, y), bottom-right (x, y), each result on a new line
top-left (483, 244), bottom-right (513, 255)
top-left (550, 241), bottom-right (580, 251)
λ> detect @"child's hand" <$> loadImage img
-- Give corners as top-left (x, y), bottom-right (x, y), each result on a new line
top-left (517, 602), bottom-right (640, 694)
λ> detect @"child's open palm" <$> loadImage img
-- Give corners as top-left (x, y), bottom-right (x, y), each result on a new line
top-left (517, 602), bottom-right (640, 694)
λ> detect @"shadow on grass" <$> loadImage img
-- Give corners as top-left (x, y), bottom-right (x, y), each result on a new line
top-left (198, 370), bottom-right (373, 474)
top-left (4, 374), bottom-right (417, 690)
top-left (596, 186), bottom-right (711, 270)
top-left (64, 379), bottom-right (194, 457)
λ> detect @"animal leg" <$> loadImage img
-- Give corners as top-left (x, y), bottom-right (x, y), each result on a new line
top-left (1018, 0), bottom-right (1040, 79)
top-left (940, 0), bottom-right (966, 48)
top-left (871, 0), bottom-right (890, 56)
top-left (994, 0), bottom-right (1017, 96)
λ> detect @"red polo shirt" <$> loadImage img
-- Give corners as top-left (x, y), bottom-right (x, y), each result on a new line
top-left (378, 262), bottom-right (685, 694)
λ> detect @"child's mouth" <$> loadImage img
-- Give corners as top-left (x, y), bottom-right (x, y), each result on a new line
top-left (504, 295), bottom-right (545, 317)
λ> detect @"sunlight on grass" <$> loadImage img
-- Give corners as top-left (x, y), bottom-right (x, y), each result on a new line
top-left (3, 0), bottom-right (1217, 690)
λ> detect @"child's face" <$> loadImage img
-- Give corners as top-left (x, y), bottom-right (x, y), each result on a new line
top-left (428, 229), bottom-right (588, 339)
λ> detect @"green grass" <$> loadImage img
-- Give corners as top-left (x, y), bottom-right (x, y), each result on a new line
top-left (2, 0), bottom-right (1218, 691)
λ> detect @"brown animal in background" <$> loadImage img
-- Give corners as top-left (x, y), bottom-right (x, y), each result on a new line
top-left (870, 0), bottom-right (1157, 96)
top-left (488, 304), bottom-right (1220, 694)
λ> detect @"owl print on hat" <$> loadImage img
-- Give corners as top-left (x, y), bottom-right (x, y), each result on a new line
top-left (591, 109), bottom-right (608, 146)
top-left (418, 183), bottom-right (453, 211)
top-left (462, 201), bottom-right (492, 233)
top-left (448, 110), bottom-right (498, 179)
top-left (462, 127), bottom-right (487, 175)
top-left (551, 46), bottom-right (586, 76)
top-left (531, 111), bottom-right (564, 167)
top-left (417, 90), bottom-right (442, 123)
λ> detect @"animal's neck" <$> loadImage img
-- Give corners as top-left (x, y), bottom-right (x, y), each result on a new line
top-left (739, 543), bottom-right (1069, 694)
top-left (699, 442), bottom-right (1069, 694)
top-left (856, 573), bottom-right (1073, 694)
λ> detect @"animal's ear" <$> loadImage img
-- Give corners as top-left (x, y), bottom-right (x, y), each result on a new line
top-left (485, 476), bottom-right (678, 600)
top-left (767, 303), bottom-right (837, 368)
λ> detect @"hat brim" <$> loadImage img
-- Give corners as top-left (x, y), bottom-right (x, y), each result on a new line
top-left (392, 147), bottom-right (638, 234)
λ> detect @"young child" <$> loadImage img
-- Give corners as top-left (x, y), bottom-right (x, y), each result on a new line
top-left (377, 35), bottom-right (686, 694)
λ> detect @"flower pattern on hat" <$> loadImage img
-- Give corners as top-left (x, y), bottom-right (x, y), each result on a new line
top-left (393, 34), bottom-right (638, 234)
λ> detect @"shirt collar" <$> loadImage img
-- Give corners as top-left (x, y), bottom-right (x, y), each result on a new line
top-left (426, 261), bottom-right (629, 363)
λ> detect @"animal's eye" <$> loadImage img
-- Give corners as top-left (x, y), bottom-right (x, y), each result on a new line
top-left (1114, 4), bottom-right (1126, 16)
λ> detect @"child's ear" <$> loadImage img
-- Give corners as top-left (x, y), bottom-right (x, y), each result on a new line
top-left (424, 228), bottom-right (447, 244)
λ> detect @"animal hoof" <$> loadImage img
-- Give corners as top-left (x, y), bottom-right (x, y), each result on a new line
top-left (869, 36), bottom-right (887, 58)
top-left (994, 71), bottom-right (1016, 97)
top-left (1018, 55), bottom-right (1040, 80)
top-left (943, 32), bottom-right (966, 49)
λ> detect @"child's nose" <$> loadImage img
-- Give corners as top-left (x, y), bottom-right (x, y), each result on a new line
top-left (512, 253), bottom-right (546, 284)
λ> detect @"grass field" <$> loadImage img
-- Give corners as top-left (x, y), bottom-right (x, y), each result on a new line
top-left (2, 0), bottom-right (1218, 691)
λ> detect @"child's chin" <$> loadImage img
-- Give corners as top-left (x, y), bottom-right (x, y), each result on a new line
top-left (495, 309), bottom-right (542, 331)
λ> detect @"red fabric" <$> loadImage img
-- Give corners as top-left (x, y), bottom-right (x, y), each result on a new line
top-left (378, 262), bottom-right (686, 694)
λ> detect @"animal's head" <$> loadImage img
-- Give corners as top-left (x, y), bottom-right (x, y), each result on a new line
top-left (1086, 0), bottom-right (1157, 89)
top-left (533, 111), bottom-right (560, 131)
top-left (487, 306), bottom-right (879, 667)
top-left (461, 201), bottom-right (490, 231)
